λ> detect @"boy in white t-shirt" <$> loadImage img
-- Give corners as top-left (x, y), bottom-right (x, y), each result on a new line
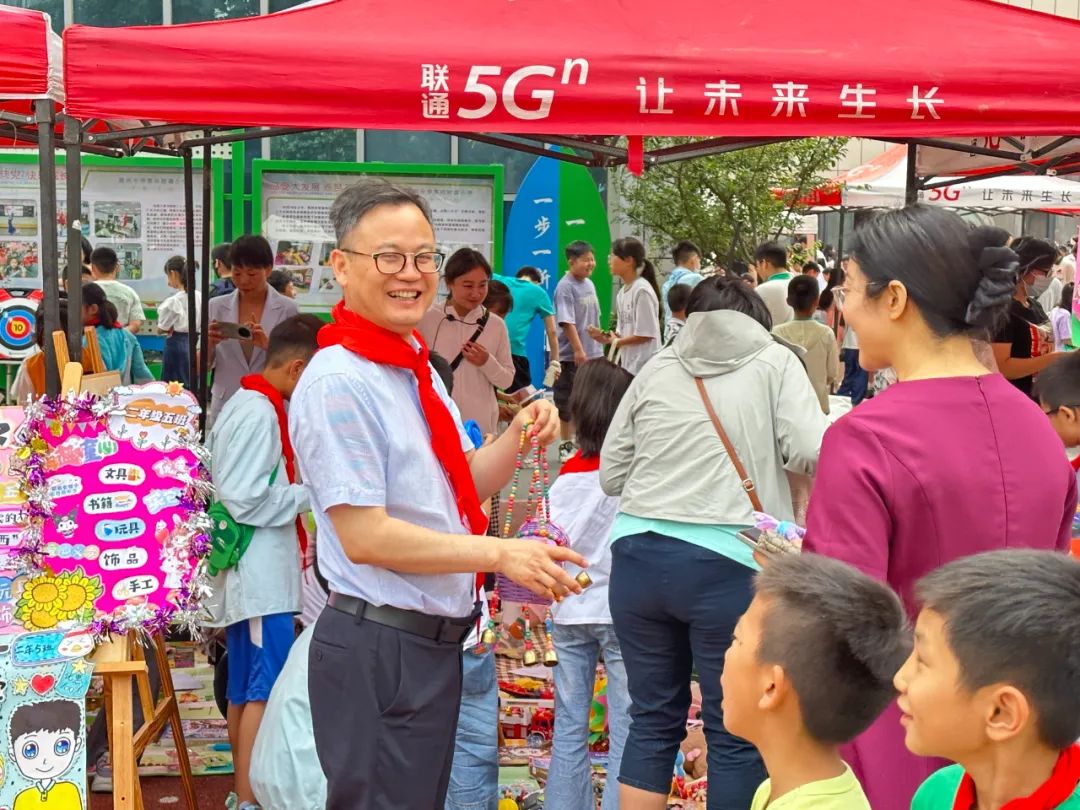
top-left (90, 246), bottom-right (145, 333)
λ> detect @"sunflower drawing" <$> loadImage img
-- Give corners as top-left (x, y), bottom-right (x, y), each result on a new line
top-left (16, 568), bottom-right (104, 630)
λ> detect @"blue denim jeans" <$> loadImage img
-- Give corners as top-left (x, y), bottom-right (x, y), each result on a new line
top-left (545, 623), bottom-right (630, 810)
top-left (610, 532), bottom-right (765, 810)
top-left (838, 348), bottom-right (868, 405)
top-left (445, 648), bottom-right (499, 810)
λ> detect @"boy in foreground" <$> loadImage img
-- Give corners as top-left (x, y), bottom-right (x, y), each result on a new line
top-left (722, 553), bottom-right (910, 809)
top-left (896, 550), bottom-right (1080, 809)
top-left (205, 314), bottom-right (324, 810)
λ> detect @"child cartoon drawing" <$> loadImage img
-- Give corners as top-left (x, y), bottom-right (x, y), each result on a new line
top-left (8, 699), bottom-right (83, 810)
top-left (51, 511), bottom-right (77, 540)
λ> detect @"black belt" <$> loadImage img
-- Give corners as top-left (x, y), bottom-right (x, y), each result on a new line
top-left (327, 592), bottom-right (480, 645)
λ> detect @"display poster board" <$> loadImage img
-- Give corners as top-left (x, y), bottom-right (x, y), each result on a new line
top-left (0, 405), bottom-right (94, 810)
top-left (0, 153), bottom-right (223, 305)
top-left (13, 382), bottom-right (210, 639)
top-left (254, 161), bottom-right (503, 310)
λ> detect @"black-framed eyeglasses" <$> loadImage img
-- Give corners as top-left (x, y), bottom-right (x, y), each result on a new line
top-left (338, 248), bottom-right (445, 275)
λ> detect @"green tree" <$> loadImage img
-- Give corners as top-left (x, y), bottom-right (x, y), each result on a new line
top-left (616, 138), bottom-right (847, 264)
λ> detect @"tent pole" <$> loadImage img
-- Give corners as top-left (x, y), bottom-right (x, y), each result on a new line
top-left (200, 139), bottom-right (212, 421)
top-left (834, 206), bottom-right (847, 336)
top-left (182, 148), bottom-right (199, 418)
top-left (905, 144), bottom-right (919, 206)
top-left (64, 117), bottom-right (83, 363)
top-left (35, 100), bottom-right (61, 397)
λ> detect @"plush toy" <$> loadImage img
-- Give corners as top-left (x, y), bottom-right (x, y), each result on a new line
top-left (681, 726), bottom-right (708, 780)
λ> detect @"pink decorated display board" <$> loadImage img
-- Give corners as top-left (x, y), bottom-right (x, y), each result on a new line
top-left (13, 382), bottom-right (212, 639)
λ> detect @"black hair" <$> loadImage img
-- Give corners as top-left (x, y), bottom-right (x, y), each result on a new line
top-left (756, 554), bottom-right (910, 745)
top-left (916, 550), bottom-right (1080, 749)
top-left (80, 236), bottom-right (93, 265)
top-left (666, 282), bottom-right (692, 317)
top-left (846, 206), bottom-right (1017, 337)
top-left (819, 265), bottom-right (845, 312)
top-left (753, 242), bottom-right (787, 270)
top-left (228, 234), bottom-right (274, 270)
top-left (612, 236), bottom-right (662, 321)
top-left (484, 279), bottom-right (513, 317)
top-left (211, 243), bottom-right (232, 271)
top-left (516, 266), bottom-right (543, 284)
top-left (802, 261), bottom-right (821, 275)
top-left (429, 351), bottom-right (454, 395)
top-left (164, 255), bottom-right (189, 291)
top-left (1014, 237), bottom-right (1057, 275)
top-left (268, 269), bottom-right (294, 295)
top-left (672, 239), bottom-right (701, 266)
top-left (265, 314), bottom-right (324, 367)
top-left (565, 241), bottom-right (594, 262)
top-left (11, 699), bottom-right (82, 741)
top-left (730, 259), bottom-right (749, 277)
top-left (443, 248), bottom-right (492, 285)
top-left (687, 276), bottom-right (772, 331)
top-left (567, 359), bottom-right (633, 458)
top-left (1034, 351), bottom-right (1080, 410)
top-left (787, 274), bottom-right (821, 314)
top-left (90, 246), bottom-right (119, 275)
top-left (34, 298), bottom-right (69, 349)
top-left (81, 282), bottom-right (119, 329)
top-left (329, 180), bottom-right (433, 245)
top-left (1059, 282), bottom-right (1074, 312)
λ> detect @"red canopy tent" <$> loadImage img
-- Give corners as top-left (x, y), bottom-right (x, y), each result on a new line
top-left (62, 0), bottom-right (1080, 170)
top-left (42, 0), bottom-right (1080, 401)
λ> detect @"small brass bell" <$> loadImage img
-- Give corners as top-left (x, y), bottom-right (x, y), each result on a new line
top-left (543, 649), bottom-right (558, 667)
top-left (481, 626), bottom-right (497, 646)
top-left (523, 648), bottom-right (538, 666)
top-left (575, 571), bottom-right (593, 589)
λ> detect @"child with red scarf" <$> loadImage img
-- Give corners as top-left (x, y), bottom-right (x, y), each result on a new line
top-left (897, 550), bottom-right (1080, 810)
top-left (204, 314), bottom-right (324, 810)
top-left (546, 359), bottom-right (635, 810)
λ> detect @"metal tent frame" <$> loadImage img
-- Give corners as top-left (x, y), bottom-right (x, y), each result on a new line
top-left (31, 115), bottom-right (1080, 417)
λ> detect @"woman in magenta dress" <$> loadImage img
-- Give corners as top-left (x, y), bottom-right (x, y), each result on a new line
top-left (804, 206), bottom-right (1077, 810)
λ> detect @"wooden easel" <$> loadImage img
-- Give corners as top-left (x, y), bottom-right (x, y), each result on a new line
top-left (60, 355), bottom-right (199, 810)
top-left (90, 635), bottom-right (199, 810)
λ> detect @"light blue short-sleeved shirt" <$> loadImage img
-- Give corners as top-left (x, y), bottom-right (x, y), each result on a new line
top-left (289, 343), bottom-right (477, 617)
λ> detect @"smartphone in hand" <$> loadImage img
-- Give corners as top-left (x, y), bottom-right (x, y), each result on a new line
top-left (215, 321), bottom-right (253, 341)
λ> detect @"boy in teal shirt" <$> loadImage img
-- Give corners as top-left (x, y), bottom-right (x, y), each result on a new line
top-left (722, 553), bottom-right (910, 809)
top-left (500, 268), bottom-right (559, 391)
top-left (896, 551), bottom-right (1080, 809)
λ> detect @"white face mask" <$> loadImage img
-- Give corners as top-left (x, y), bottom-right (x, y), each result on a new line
top-left (1027, 273), bottom-right (1052, 298)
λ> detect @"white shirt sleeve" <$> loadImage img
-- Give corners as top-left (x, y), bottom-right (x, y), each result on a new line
top-left (631, 286), bottom-right (661, 340)
top-left (291, 371), bottom-right (391, 513)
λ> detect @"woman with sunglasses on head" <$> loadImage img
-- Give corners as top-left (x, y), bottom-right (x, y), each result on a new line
top-left (992, 236), bottom-right (1066, 397)
top-left (418, 248), bottom-right (514, 436)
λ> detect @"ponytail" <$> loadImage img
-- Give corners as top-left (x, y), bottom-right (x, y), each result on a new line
top-left (641, 259), bottom-right (662, 323)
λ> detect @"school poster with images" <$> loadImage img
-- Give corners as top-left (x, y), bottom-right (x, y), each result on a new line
top-left (254, 162), bottom-right (503, 310)
top-left (0, 405), bottom-right (95, 810)
top-left (0, 154), bottom-right (214, 306)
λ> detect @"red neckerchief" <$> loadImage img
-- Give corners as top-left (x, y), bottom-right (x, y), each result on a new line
top-left (86, 317), bottom-right (123, 328)
top-left (240, 373), bottom-right (307, 564)
top-left (560, 451), bottom-right (601, 475)
top-left (952, 744), bottom-right (1080, 810)
top-left (318, 301), bottom-right (488, 537)
top-left (1071, 455), bottom-right (1080, 473)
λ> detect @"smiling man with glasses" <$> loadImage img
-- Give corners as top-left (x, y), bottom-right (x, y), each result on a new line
top-left (286, 179), bottom-right (586, 808)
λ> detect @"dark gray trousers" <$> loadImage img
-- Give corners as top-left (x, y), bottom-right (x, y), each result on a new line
top-left (309, 605), bottom-right (464, 809)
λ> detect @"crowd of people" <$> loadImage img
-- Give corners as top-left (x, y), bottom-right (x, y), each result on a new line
top-left (29, 179), bottom-right (1080, 810)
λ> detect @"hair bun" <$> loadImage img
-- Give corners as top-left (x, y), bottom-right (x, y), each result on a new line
top-left (964, 243), bottom-right (1018, 328)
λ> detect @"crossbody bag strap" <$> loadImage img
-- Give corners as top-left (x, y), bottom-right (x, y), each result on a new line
top-left (694, 376), bottom-right (764, 513)
top-left (449, 310), bottom-right (490, 372)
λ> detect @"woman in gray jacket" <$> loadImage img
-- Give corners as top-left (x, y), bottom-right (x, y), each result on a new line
top-left (600, 276), bottom-right (828, 810)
